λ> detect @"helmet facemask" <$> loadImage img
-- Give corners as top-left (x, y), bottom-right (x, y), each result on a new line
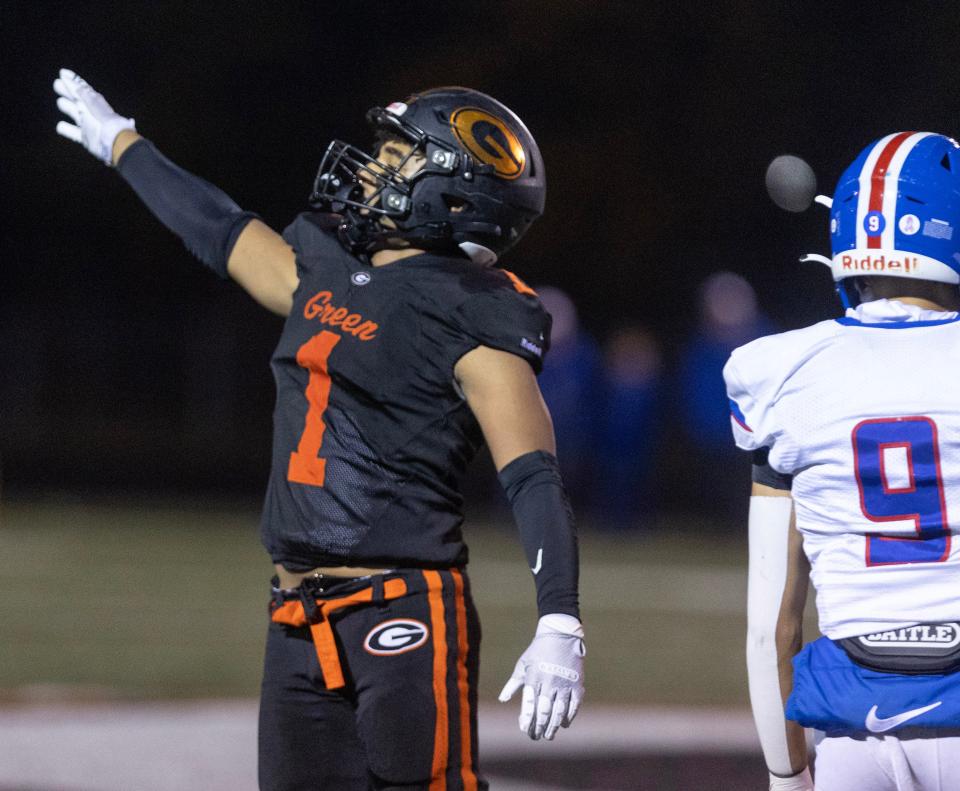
top-left (311, 110), bottom-right (467, 257)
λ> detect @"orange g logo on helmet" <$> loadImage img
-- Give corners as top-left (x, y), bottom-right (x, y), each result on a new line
top-left (450, 107), bottom-right (526, 179)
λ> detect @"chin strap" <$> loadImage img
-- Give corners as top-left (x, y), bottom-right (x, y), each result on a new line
top-left (836, 282), bottom-right (854, 310)
top-left (337, 207), bottom-right (502, 265)
top-left (338, 212), bottom-right (458, 259)
top-left (799, 254), bottom-right (855, 311)
top-left (336, 216), bottom-right (376, 256)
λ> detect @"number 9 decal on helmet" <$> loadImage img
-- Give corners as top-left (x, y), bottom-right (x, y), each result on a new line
top-left (310, 86), bottom-right (546, 265)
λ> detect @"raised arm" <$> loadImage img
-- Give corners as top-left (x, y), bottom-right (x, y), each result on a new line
top-left (54, 69), bottom-right (297, 316)
top-left (747, 481), bottom-right (813, 790)
top-left (455, 345), bottom-right (584, 741)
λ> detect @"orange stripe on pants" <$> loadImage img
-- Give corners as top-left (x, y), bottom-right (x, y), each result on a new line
top-left (451, 570), bottom-right (477, 791)
top-left (424, 570), bottom-right (448, 791)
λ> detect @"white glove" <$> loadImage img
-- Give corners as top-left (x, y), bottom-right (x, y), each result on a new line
top-left (498, 613), bottom-right (584, 740)
top-left (769, 767), bottom-right (814, 790)
top-left (53, 68), bottom-right (135, 165)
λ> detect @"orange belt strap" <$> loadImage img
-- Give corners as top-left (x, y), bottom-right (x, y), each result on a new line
top-left (270, 577), bottom-right (408, 689)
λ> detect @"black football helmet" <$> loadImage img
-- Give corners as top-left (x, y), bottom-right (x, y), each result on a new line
top-left (310, 86), bottom-right (546, 263)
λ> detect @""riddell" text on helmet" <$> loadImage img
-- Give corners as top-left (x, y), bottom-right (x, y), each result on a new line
top-left (840, 254), bottom-right (919, 274)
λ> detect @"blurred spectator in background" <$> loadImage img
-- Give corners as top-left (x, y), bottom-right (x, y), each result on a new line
top-left (677, 272), bottom-right (774, 519)
top-left (536, 287), bottom-right (603, 511)
top-left (591, 325), bottom-right (663, 529)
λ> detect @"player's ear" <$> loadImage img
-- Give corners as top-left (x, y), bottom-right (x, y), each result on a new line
top-left (852, 276), bottom-right (873, 302)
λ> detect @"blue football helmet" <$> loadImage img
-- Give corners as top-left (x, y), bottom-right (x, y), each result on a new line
top-left (829, 132), bottom-right (960, 285)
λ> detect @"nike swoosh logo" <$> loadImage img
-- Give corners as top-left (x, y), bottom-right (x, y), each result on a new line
top-left (531, 548), bottom-right (542, 575)
top-left (865, 701), bottom-right (942, 733)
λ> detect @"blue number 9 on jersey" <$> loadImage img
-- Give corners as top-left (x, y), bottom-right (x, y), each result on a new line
top-left (852, 417), bottom-right (951, 566)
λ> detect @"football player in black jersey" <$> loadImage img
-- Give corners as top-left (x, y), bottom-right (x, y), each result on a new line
top-left (54, 69), bottom-right (584, 791)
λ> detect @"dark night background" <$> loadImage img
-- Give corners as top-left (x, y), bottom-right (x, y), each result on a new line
top-left (4, 1), bottom-right (960, 514)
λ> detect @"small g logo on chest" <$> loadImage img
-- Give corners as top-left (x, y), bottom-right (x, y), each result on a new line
top-left (351, 271), bottom-right (372, 286)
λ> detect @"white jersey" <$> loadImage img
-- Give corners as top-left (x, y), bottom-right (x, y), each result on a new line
top-left (724, 298), bottom-right (960, 639)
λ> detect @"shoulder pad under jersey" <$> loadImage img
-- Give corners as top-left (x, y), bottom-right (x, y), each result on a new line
top-left (723, 319), bottom-right (840, 467)
top-left (452, 268), bottom-right (552, 373)
top-left (281, 212), bottom-right (347, 265)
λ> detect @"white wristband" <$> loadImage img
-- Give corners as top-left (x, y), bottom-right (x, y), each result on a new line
top-left (537, 613), bottom-right (584, 637)
top-left (769, 766), bottom-right (813, 790)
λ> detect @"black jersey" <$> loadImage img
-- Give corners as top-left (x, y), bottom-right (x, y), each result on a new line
top-left (260, 213), bottom-right (552, 570)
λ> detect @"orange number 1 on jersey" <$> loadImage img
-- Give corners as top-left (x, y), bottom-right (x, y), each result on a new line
top-left (288, 330), bottom-right (341, 487)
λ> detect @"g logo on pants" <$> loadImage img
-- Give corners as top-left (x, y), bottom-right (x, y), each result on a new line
top-left (364, 619), bottom-right (429, 656)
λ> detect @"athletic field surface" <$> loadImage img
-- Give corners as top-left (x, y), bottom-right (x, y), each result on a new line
top-left (0, 499), bottom-right (817, 789)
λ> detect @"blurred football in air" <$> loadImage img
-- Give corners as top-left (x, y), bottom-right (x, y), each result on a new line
top-left (765, 154), bottom-right (817, 212)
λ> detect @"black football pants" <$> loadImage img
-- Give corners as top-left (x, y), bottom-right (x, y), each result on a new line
top-left (258, 568), bottom-right (487, 791)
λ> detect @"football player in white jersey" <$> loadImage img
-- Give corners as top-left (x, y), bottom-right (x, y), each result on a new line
top-left (726, 132), bottom-right (960, 790)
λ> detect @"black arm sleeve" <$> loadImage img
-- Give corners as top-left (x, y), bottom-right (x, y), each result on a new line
top-left (115, 139), bottom-right (259, 277)
top-left (497, 450), bottom-right (580, 619)
top-left (751, 447), bottom-right (793, 490)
